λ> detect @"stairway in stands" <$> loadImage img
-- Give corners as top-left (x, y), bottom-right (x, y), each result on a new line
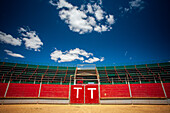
top-left (74, 64), bottom-right (100, 84)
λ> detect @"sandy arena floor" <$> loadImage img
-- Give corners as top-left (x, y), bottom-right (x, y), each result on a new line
top-left (0, 104), bottom-right (170, 113)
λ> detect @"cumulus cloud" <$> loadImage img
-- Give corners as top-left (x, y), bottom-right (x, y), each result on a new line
top-left (50, 48), bottom-right (104, 63)
top-left (19, 27), bottom-right (43, 51)
top-left (4, 49), bottom-right (25, 58)
top-left (120, 0), bottom-right (145, 14)
top-left (93, 4), bottom-right (104, 21)
top-left (129, 0), bottom-right (144, 9)
top-left (69, 48), bottom-right (93, 58)
top-left (0, 31), bottom-right (22, 46)
top-left (84, 57), bottom-right (104, 63)
top-left (49, 0), bottom-right (115, 34)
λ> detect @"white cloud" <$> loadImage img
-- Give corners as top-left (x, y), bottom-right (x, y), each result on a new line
top-left (50, 49), bottom-right (84, 63)
top-left (0, 31), bottom-right (22, 46)
top-left (106, 15), bottom-right (115, 25)
top-left (99, 0), bottom-right (102, 5)
top-left (94, 25), bottom-right (102, 32)
top-left (4, 49), bottom-right (25, 58)
top-left (69, 48), bottom-right (93, 58)
top-left (50, 48), bottom-right (104, 63)
top-left (94, 25), bottom-right (108, 32)
top-left (49, 0), bottom-right (115, 34)
top-left (120, 0), bottom-right (145, 14)
top-left (87, 16), bottom-right (96, 26)
top-left (125, 51), bottom-right (128, 56)
top-left (19, 27), bottom-right (43, 51)
top-left (84, 57), bottom-right (104, 63)
top-left (129, 0), bottom-right (144, 8)
top-left (59, 7), bottom-right (93, 34)
top-left (87, 3), bottom-right (94, 14)
top-left (93, 3), bottom-right (104, 21)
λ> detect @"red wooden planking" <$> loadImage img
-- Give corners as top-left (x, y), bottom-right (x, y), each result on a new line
top-left (163, 83), bottom-right (170, 98)
top-left (130, 83), bottom-right (165, 98)
top-left (100, 84), bottom-right (130, 98)
top-left (6, 83), bottom-right (40, 98)
top-left (0, 83), bottom-right (7, 97)
top-left (40, 84), bottom-right (69, 98)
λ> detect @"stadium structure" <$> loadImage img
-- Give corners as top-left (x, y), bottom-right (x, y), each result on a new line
top-left (0, 61), bottom-right (170, 104)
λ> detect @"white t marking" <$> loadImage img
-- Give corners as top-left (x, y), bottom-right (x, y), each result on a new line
top-left (87, 88), bottom-right (96, 99)
top-left (74, 87), bottom-right (82, 98)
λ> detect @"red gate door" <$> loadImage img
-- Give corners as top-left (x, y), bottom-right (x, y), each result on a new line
top-left (70, 85), bottom-right (84, 104)
top-left (70, 84), bottom-right (99, 104)
top-left (85, 84), bottom-right (99, 104)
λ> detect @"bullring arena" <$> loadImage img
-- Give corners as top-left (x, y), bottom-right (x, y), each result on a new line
top-left (0, 62), bottom-right (170, 113)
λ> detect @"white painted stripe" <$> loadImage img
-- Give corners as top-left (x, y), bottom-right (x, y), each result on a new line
top-left (4, 81), bottom-right (10, 97)
top-left (38, 82), bottom-right (42, 97)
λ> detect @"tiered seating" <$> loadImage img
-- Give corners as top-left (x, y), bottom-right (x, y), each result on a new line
top-left (100, 84), bottom-right (130, 98)
top-left (0, 62), bottom-right (76, 84)
top-left (40, 84), bottom-right (69, 98)
top-left (97, 62), bottom-right (170, 84)
top-left (130, 83), bottom-right (165, 98)
top-left (0, 61), bottom-right (170, 99)
top-left (6, 83), bottom-right (40, 97)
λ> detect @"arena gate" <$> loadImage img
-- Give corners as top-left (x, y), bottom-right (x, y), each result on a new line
top-left (69, 64), bottom-right (100, 104)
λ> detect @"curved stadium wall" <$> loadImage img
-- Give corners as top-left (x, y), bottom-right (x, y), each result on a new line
top-left (0, 61), bottom-right (170, 104)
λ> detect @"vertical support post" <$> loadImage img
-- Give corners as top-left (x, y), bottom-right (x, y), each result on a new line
top-left (34, 78), bottom-right (35, 84)
top-left (98, 80), bottom-right (101, 104)
top-left (126, 73), bottom-right (132, 98)
top-left (69, 75), bottom-right (72, 104)
top-left (159, 73), bottom-right (167, 98)
top-left (128, 82), bottom-right (132, 98)
top-left (4, 80), bottom-right (10, 97)
top-left (3, 78), bottom-right (5, 83)
top-left (60, 78), bottom-right (62, 85)
top-left (38, 82), bottom-right (42, 98)
top-left (95, 67), bottom-right (100, 104)
top-left (112, 77), bottom-right (114, 84)
top-left (154, 76), bottom-right (157, 83)
top-left (74, 67), bottom-right (77, 85)
top-left (125, 77), bottom-right (127, 84)
top-left (84, 85), bottom-right (85, 104)
top-left (139, 77), bottom-right (141, 84)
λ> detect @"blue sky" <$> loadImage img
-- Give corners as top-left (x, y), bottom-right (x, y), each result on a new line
top-left (0, 0), bottom-right (170, 66)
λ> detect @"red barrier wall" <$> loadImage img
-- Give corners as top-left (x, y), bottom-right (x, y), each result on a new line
top-left (70, 85), bottom-right (84, 104)
top-left (163, 83), bottom-right (170, 98)
top-left (130, 83), bottom-right (165, 98)
top-left (6, 83), bottom-right (40, 98)
top-left (0, 83), bottom-right (7, 98)
top-left (85, 84), bottom-right (99, 104)
top-left (100, 84), bottom-right (130, 98)
top-left (40, 84), bottom-right (69, 98)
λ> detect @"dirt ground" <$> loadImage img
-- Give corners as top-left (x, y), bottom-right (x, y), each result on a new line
top-left (0, 104), bottom-right (170, 113)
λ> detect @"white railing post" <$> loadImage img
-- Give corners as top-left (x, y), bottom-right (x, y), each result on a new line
top-left (38, 82), bottom-right (42, 98)
top-left (126, 73), bottom-right (132, 98)
top-left (158, 74), bottom-right (167, 98)
top-left (69, 75), bottom-right (73, 104)
top-left (4, 80), bottom-right (10, 97)
top-left (84, 85), bottom-right (85, 104)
